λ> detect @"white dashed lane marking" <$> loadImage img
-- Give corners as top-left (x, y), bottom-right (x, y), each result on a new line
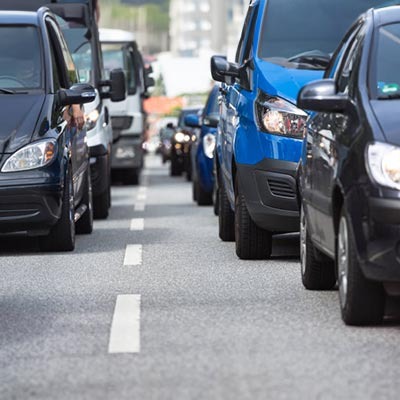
top-left (108, 295), bottom-right (141, 354)
top-left (123, 244), bottom-right (143, 266)
top-left (130, 218), bottom-right (144, 231)
top-left (135, 203), bottom-right (146, 212)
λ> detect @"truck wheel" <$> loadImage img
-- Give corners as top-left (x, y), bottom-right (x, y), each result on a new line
top-left (76, 166), bottom-right (93, 234)
top-left (196, 181), bottom-right (212, 206)
top-left (234, 182), bottom-right (272, 260)
top-left (40, 167), bottom-right (75, 252)
top-left (218, 179), bottom-right (235, 242)
top-left (300, 203), bottom-right (336, 290)
top-left (337, 209), bottom-right (385, 326)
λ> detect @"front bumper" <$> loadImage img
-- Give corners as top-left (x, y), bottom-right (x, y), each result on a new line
top-left (0, 183), bottom-right (62, 235)
top-left (237, 158), bottom-right (299, 233)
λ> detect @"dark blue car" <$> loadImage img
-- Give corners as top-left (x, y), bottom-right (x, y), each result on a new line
top-left (186, 85), bottom-right (220, 206)
top-left (210, 0), bottom-right (393, 260)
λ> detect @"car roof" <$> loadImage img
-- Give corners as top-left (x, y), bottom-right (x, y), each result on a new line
top-left (373, 5), bottom-right (400, 26)
top-left (100, 28), bottom-right (136, 44)
top-left (0, 10), bottom-right (40, 25)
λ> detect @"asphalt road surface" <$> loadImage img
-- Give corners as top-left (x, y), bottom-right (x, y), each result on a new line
top-left (1, 155), bottom-right (400, 400)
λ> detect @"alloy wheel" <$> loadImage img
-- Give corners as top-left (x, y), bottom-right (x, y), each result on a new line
top-left (300, 204), bottom-right (307, 277)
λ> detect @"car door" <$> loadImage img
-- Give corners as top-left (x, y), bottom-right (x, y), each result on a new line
top-left (222, 1), bottom-right (259, 204)
top-left (310, 25), bottom-right (366, 254)
top-left (46, 18), bottom-right (87, 204)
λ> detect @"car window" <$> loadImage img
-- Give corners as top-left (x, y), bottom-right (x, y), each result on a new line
top-left (0, 26), bottom-right (42, 90)
top-left (241, 4), bottom-right (259, 63)
top-left (374, 23), bottom-right (400, 99)
top-left (258, 0), bottom-right (399, 70)
top-left (337, 27), bottom-right (366, 94)
top-left (235, 6), bottom-right (253, 63)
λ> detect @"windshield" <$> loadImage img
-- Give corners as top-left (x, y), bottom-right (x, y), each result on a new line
top-left (62, 28), bottom-right (93, 84)
top-left (258, 0), bottom-right (400, 69)
top-left (0, 26), bottom-right (42, 90)
top-left (102, 43), bottom-right (137, 93)
top-left (375, 23), bottom-right (400, 99)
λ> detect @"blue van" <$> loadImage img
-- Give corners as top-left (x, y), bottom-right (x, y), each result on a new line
top-left (211, 0), bottom-right (392, 260)
top-left (186, 85), bottom-right (220, 206)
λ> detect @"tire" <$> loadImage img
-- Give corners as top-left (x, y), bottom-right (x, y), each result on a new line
top-left (40, 167), bottom-right (75, 252)
top-left (300, 203), bottom-right (336, 290)
top-left (93, 189), bottom-right (109, 220)
top-left (192, 180), bottom-right (198, 202)
top-left (76, 166), bottom-right (93, 235)
top-left (218, 178), bottom-right (235, 242)
top-left (124, 169), bottom-right (139, 186)
top-left (234, 178), bottom-right (272, 260)
top-left (196, 181), bottom-right (213, 206)
top-left (170, 158), bottom-right (182, 176)
top-left (337, 209), bottom-right (385, 326)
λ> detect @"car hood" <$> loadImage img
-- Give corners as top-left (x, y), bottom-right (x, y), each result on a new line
top-left (370, 100), bottom-right (400, 146)
top-left (256, 60), bottom-right (323, 105)
top-left (0, 94), bottom-right (45, 154)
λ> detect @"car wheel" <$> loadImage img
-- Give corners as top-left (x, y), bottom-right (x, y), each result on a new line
top-left (124, 169), bottom-right (139, 186)
top-left (234, 178), bottom-right (272, 260)
top-left (76, 166), bottom-right (93, 235)
top-left (40, 166), bottom-right (75, 252)
top-left (196, 181), bottom-right (212, 206)
top-left (192, 179), bottom-right (198, 202)
top-left (337, 209), bottom-right (385, 326)
top-left (170, 159), bottom-right (182, 176)
top-left (300, 203), bottom-right (336, 290)
top-left (218, 177), bottom-right (235, 242)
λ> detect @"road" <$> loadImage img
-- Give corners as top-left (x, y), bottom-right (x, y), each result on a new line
top-left (1, 155), bottom-right (400, 400)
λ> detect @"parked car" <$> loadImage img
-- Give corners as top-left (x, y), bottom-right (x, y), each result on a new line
top-left (0, 8), bottom-right (96, 251)
top-left (2, 0), bottom-right (126, 220)
top-left (170, 107), bottom-right (202, 177)
top-left (186, 85), bottom-right (220, 206)
top-left (298, 5), bottom-right (400, 325)
top-left (100, 28), bottom-right (154, 185)
top-left (211, 0), bottom-right (393, 260)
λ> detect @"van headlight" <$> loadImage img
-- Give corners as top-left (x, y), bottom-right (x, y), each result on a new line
top-left (367, 142), bottom-right (400, 190)
top-left (85, 109), bottom-right (100, 131)
top-left (174, 132), bottom-right (188, 143)
top-left (203, 133), bottom-right (216, 159)
top-left (256, 92), bottom-right (308, 139)
top-left (2, 139), bottom-right (57, 172)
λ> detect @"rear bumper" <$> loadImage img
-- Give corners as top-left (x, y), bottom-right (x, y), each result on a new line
top-left (111, 136), bottom-right (143, 170)
top-left (0, 183), bottom-right (62, 235)
top-left (237, 158), bottom-right (299, 233)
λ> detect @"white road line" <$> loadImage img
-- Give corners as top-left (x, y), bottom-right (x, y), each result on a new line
top-left (108, 295), bottom-right (141, 354)
top-left (138, 186), bottom-right (147, 195)
top-left (137, 193), bottom-right (147, 201)
top-left (123, 244), bottom-right (143, 266)
top-left (135, 203), bottom-right (146, 212)
top-left (130, 218), bottom-right (144, 231)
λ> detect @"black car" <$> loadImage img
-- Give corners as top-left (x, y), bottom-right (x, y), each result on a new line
top-left (170, 107), bottom-right (202, 177)
top-left (298, 6), bottom-right (400, 325)
top-left (0, 8), bottom-right (96, 251)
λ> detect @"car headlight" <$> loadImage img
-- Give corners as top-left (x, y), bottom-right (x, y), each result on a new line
top-left (174, 132), bottom-right (186, 143)
top-left (367, 142), bottom-right (400, 190)
top-left (255, 92), bottom-right (308, 138)
top-left (203, 133), bottom-right (216, 159)
top-left (85, 109), bottom-right (100, 131)
top-left (2, 139), bottom-right (57, 172)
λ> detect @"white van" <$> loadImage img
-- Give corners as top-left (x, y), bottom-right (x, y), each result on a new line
top-left (100, 29), bottom-right (152, 184)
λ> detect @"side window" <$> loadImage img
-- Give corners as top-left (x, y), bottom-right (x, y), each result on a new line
top-left (127, 50), bottom-right (137, 95)
top-left (47, 19), bottom-right (78, 87)
top-left (242, 5), bottom-right (259, 63)
top-left (46, 22), bottom-right (67, 90)
top-left (337, 27), bottom-right (366, 94)
top-left (235, 7), bottom-right (253, 63)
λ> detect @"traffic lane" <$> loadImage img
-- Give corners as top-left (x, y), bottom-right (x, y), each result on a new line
top-left (0, 185), bottom-right (141, 399)
top-left (123, 165), bottom-right (400, 400)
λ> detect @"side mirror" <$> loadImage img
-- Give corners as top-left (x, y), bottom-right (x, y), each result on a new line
top-left (211, 55), bottom-right (240, 84)
top-left (203, 114), bottom-right (219, 128)
top-left (110, 69), bottom-right (126, 102)
top-left (145, 75), bottom-right (155, 89)
top-left (58, 83), bottom-right (96, 106)
top-left (184, 113), bottom-right (201, 128)
top-left (297, 79), bottom-right (350, 113)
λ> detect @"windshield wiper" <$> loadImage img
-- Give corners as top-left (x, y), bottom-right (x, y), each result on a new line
top-left (288, 51), bottom-right (331, 69)
top-left (0, 88), bottom-right (15, 94)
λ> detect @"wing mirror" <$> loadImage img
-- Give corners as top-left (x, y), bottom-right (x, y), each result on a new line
top-left (297, 79), bottom-right (350, 113)
top-left (100, 68), bottom-right (126, 102)
top-left (211, 55), bottom-right (240, 84)
top-left (203, 114), bottom-right (219, 128)
top-left (58, 83), bottom-right (96, 106)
